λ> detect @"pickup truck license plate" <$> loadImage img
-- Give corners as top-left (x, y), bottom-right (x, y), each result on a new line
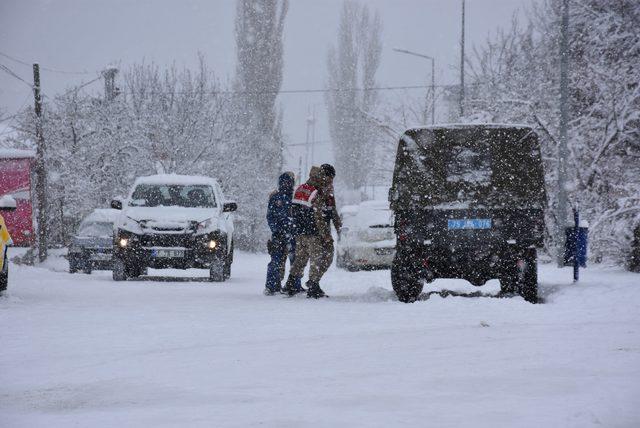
top-left (91, 253), bottom-right (112, 261)
top-left (447, 219), bottom-right (492, 230)
top-left (375, 247), bottom-right (394, 256)
top-left (152, 249), bottom-right (185, 258)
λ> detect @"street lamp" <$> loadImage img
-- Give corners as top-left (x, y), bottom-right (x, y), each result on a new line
top-left (392, 48), bottom-right (436, 125)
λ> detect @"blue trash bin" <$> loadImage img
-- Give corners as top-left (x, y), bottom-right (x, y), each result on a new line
top-left (564, 225), bottom-right (588, 268)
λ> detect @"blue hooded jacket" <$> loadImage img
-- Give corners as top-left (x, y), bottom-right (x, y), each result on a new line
top-left (267, 173), bottom-right (295, 236)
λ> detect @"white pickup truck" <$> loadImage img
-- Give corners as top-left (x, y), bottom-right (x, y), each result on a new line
top-left (110, 174), bottom-right (236, 282)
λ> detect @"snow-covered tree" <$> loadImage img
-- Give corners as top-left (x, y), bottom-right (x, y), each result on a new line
top-left (233, 0), bottom-right (288, 249)
top-left (10, 58), bottom-right (238, 247)
top-left (326, 0), bottom-right (382, 195)
top-left (463, 0), bottom-right (640, 263)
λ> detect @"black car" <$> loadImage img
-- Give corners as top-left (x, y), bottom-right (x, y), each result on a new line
top-left (389, 124), bottom-right (547, 303)
top-left (69, 209), bottom-right (120, 274)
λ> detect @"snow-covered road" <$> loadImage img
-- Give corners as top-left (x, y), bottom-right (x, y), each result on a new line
top-left (1, 250), bottom-right (639, 427)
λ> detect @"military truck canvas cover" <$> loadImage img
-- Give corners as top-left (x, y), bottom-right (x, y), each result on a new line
top-left (390, 125), bottom-right (546, 210)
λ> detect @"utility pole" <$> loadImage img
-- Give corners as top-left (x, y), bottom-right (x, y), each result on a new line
top-left (32, 63), bottom-right (47, 262)
top-left (459, 0), bottom-right (466, 117)
top-left (557, 0), bottom-right (570, 266)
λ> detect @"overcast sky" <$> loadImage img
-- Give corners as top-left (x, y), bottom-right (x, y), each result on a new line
top-left (0, 0), bottom-right (531, 168)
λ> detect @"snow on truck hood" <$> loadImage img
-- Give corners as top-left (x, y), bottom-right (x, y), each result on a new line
top-left (122, 206), bottom-right (218, 224)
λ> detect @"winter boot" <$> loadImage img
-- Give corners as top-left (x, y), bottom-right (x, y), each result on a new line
top-left (282, 275), bottom-right (304, 296)
top-left (306, 281), bottom-right (327, 299)
top-left (263, 286), bottom-right (281, 296)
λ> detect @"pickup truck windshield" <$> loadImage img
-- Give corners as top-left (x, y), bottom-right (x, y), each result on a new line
top-left (79, 221), bottom-right (113, 237)
top-left (130, 184), bottom-right (217, 208)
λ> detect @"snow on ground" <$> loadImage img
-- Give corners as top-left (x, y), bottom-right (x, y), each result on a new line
top-left (1, 249), bottom-right (639, 428)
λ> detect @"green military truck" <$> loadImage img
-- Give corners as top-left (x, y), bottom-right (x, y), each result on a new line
top-left (389, 124), bottom-right (547, 303)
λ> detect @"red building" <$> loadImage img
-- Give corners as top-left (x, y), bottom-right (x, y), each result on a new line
top-left (0, 149), bottom-right (35, 246)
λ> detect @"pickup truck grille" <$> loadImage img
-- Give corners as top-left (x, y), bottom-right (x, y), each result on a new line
top-left (140, 233), bottom-right (192, 248)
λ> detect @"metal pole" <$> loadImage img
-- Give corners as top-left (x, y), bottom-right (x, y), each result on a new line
top-left (304, 105), bottom-right (310, 176)
top-left (431, 57), bottom-right (435, 124)
top-left (310, 106), bottom-right (316, 166)
top-left (391, 48), bottom-right (436, 124)
top-left (573, 208), bottom-right (579, 282)
top-left (32, 63), bottom-right (48, 262)
top-left (557, 0), bottom-right (570, 266)
top-left (459, 0), bottom-right (465, 117)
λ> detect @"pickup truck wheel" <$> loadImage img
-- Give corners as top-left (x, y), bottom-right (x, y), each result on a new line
top-left (83, 264), bottom-right (92, 275)
top-left (209, 258), bottom-right (225, 282)
top-left (112, 258), bottom-right (129, 281)
top-left (223, 242), bottom-right (233, 279)
top-left (391, 257), bottom-right (423, 303)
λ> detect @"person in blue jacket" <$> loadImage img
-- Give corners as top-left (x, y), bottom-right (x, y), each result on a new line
top-left (264, 172), bottom-right (302, 295)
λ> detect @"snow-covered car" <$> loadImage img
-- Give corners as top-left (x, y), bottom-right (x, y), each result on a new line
top-left (68, 208), bottom-right (120, 274)
top-left (0, 195), bottom-right (17, 294)
top-left (110, 174), bottom-right (237, 282)
top-left (336, 200), bottom-right (395, 271)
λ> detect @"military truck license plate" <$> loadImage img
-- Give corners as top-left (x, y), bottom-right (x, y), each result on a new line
top-left (447, 219), bottom-right (492, 230)
top-left (152, 249), bottom-right (185, 258)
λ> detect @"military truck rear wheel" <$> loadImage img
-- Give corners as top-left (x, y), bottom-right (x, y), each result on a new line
top-left (391, 256), bottom-right (423, 303)
top-left (500, 249), bottom-right (538, 303)
top-left (519, 249), bottom-right (538, 303)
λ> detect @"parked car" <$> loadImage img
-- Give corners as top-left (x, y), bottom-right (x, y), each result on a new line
top-left (389, 124), bottom-right (547, 303)
top-left (111, 174), bottom-right (236, 282)
top-left (336, 200), bottom-right (395, 271)
top-left (0, 195), bottom-right (17, 293)
top-left (68, 208), bottom-right (120, 274)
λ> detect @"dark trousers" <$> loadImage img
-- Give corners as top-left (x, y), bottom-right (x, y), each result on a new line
top-left (265, 234), bottom-right (301, 291)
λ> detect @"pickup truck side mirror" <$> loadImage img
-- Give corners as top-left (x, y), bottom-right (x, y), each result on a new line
top-left (110, 199), bottom-right (123, 210)
top-left (0, 195), bottom-right (17, 211)
top-left (223, 202), bottom-right (237, 213)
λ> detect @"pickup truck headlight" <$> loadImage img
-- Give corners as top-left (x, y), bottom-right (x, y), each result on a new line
top-left (115, 230), bottom-right (139, 247)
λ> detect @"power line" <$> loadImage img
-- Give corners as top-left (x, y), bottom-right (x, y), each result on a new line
top-left (0, 91), bottom-right (32, 138)
top-left (0, 51), bottom-right (93, 75)
top-left (122, 82), bottom-right (483, 97)
top-left (0, 63), bottom-right (33, 88)
top-left (41, 75), bottom-right (103, 100)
